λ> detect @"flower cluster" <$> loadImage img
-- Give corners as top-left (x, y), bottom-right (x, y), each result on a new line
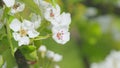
top-left (34, 0), bottom-right (71, 44)
top-left (90, 50), bottom-right (120, 68)
top-left (3, 0), bottom-right (71, 46)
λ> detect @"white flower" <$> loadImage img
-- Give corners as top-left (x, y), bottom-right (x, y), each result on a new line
top-left (46, 50), bottom-right (55, 59)
top-left (53, 53), bottom-right (63, 62)
top-left (10, 2), bottom-right (25, 14)
top-left (3, 0), bottom-right (25, 14)
top-left (10, 18), bottom-right (39, 46)
top-left (44, 4), bottom-right (60, 22)
top-left (51, 12), bottom-right (71, 27)
top-left (3, 0), bottom-right (15, 7)
top-left (52, 26), bottom-right (70, 44)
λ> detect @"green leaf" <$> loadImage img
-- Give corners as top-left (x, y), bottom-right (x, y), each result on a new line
top-left (0, 37), bottom-right (9, 54)
top-left (19, 45), bottom-right (38, 61)
top-left (20, 0), bottom-right (41, 15)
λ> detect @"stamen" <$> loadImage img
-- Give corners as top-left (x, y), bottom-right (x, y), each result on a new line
top-left (20, 28), bottom-right (27, 37)
top-left (50, 9), bottom-right (54, 17)
top-left (56, 31), bottom-right (64, 40)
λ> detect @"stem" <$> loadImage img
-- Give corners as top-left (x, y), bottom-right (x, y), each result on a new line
top-left (6, 19), bottom-right (14, 56)
top-left (45, 60), bottom-right (52, 68)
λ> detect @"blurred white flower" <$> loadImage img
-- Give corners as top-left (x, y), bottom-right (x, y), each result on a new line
top-left (51, 12), bottom-right (71, 27)
top-left (10, 18), bottom-right (39, 46)
top-left (52, 26), bottom-right (70, 44)
top-left (95, 15), bottom-right (112, 33)
top-left (46, 50), bottom-right (63, 62)
top-left (44, 4), bottom-right (60, 22)
top-left (46, 50), bottom-right (55, 59)
top-left (53, 53), bottom-right (63, 62)
top-left (3, 0), bottom-right (15, 7)
top-left (39, 45), bottom-right (47, 52)
top-left (112, 24), bottom-right (120, 41)
top-left (90, 50), bottom-right (120, 68)
top-left (85, 7), bottom-right (97, 17)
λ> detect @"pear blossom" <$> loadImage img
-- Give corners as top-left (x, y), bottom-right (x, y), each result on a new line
top-left (51, 12), bottom-right (71, 27)
top-left (10, 18), bottom-right (39, 46)
top-left (44, 4), bottom-right (60, 22)
top-left (52, 26), bottom-right (70, 44)
top-left (3, 0), bottom-right (25, 14)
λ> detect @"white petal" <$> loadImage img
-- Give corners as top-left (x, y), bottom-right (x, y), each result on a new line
top-left (18, 36), bottom-right (30, 46)
top-left (61, 12), bottom-right (71, 26)
top-left (22, 19), bottom-right (34, 30)
top-left (10, 18), bottom-right (21, 32)
top-left (51, 12), bottom-right (71, 27)
top-left (3, 0), bottom-right (15, 7)
top-left (27, 30), bottom-right (39, 38)
top-left (52, 26), bottom-right (69, 33)
top-left (13, 32), bottom-right (21, 41)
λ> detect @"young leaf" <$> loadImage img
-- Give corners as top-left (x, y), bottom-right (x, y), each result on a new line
top-left (19, 45), bottom-right (38, 61)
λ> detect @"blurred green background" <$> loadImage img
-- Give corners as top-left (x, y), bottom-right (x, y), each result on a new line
top-left (44, 0), bottom-right (120, 68)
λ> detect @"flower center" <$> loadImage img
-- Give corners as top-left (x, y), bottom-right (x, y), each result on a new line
top-left (50, 9), bottom-right (54, 17)
top-left (56, 31), bottom-right (64, 40)
top-left (13, 3), bottom-right (20, 9)
top-left (20, 29), bottom-right (27, 37)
